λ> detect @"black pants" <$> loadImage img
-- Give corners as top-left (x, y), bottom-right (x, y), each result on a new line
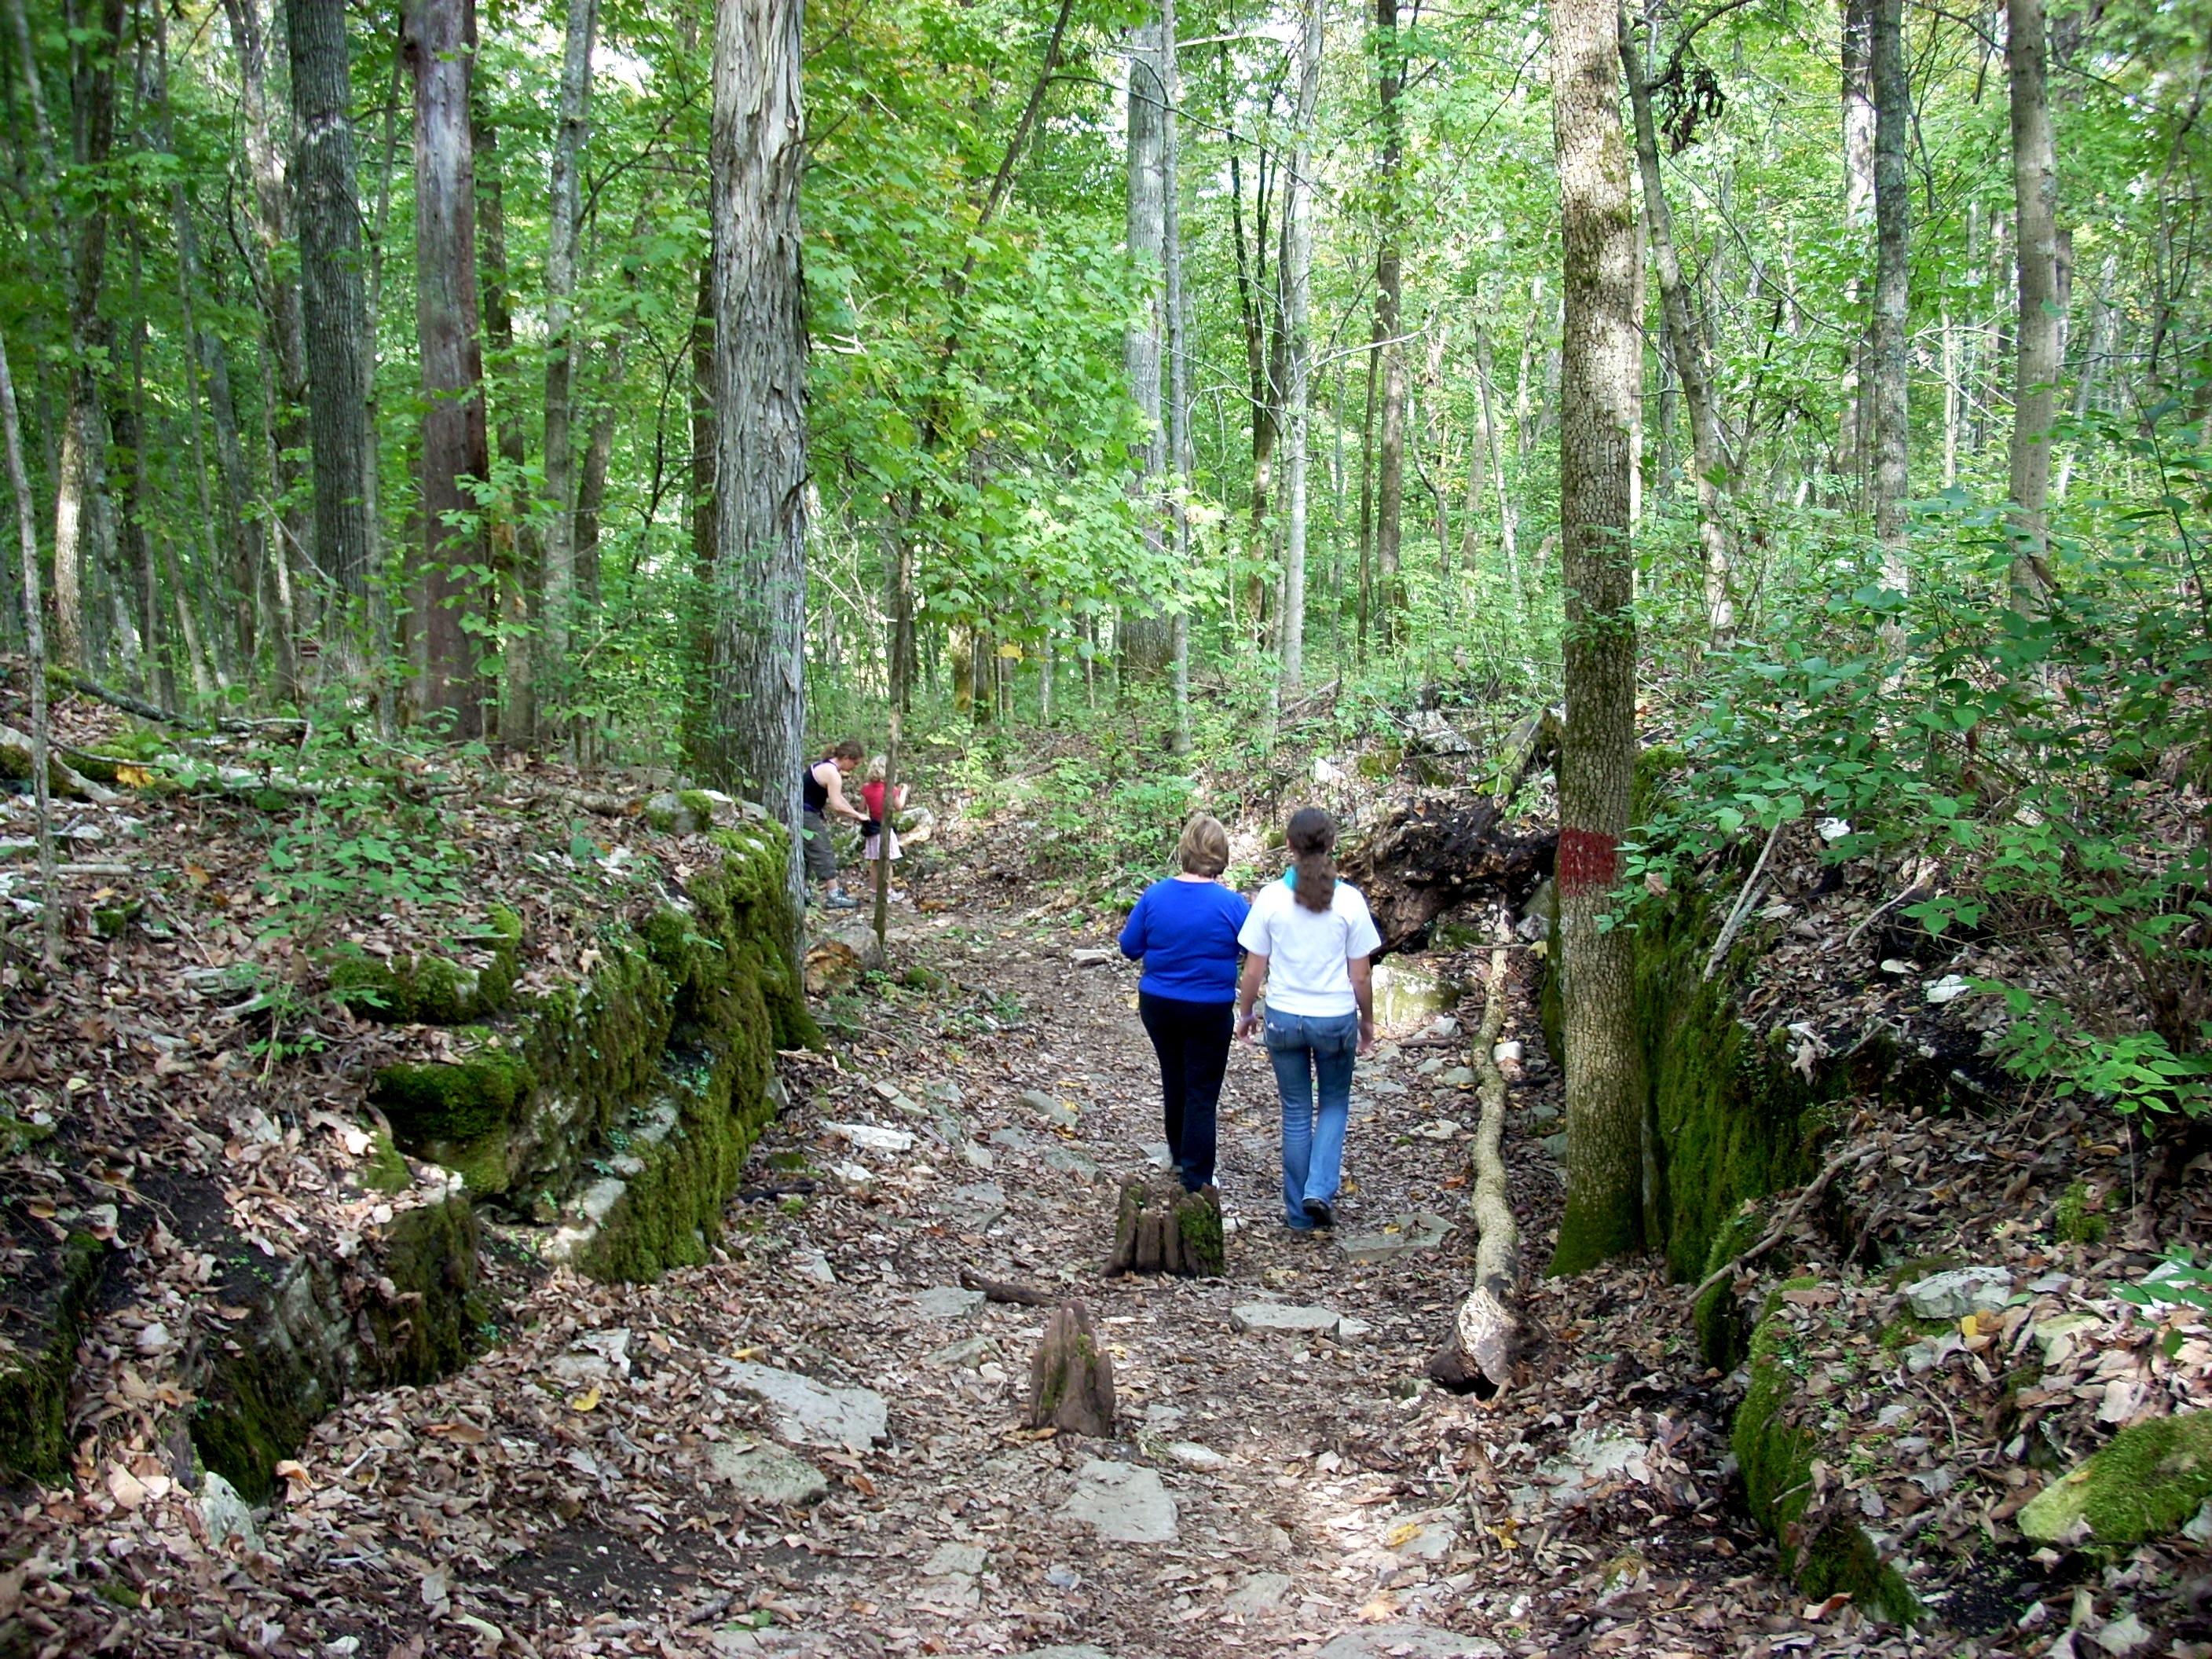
top-left (1137, 991), bottom-right (1233, 1191)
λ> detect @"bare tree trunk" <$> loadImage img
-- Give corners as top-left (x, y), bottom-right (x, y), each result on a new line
top-left (685, 257), bottom-right (716, 766)
top-left (287, 0), bottom-right (378, 676)
top-left (1120, 13), bottom-right (1172, 677)
top-left (405, 0), bottom-right (490, 737)
top-left (1356, 323), bottom-right (1376, 657)
top-left (1869, 0), bottom-right (1911, 586)
top-left (2056, 251), bottom-right (2118, 500)
top-left (706, 0), bottom-right (809, 922)
top-left (0, 329), bottom-right (58, 965)
top-left (474, 103), bottom-right (533, 745)
top-left (1548, 0), bottom-right (1646, 1275)
top-left (540, 0), bottom-right (595, 696)
top-left (2006, 0), bottom-right (2060, 606)
top-left (1621, 10), bottom-right (1734, 641)
top-left (1941, 304), bottom-right (1961, 485)
top-left (1277, 0), bottom-right (1324, 701)
top-left (1372, 0), bottom-right (1407, 643)
top-left (1836, 0), bottom-right (1873, 495)
top-left (1474, 322), bottom-right (1521, 613)
top-left (1161, 0), bottom-right (1191, 751)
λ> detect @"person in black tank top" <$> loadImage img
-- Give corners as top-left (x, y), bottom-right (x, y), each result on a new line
top-left (802, 739), bottom-right (869, 909)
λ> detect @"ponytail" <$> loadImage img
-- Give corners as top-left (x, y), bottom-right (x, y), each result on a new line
top-left (1285, 806), bottom-right (1338, 912)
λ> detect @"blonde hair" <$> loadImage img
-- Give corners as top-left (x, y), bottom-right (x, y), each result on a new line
top-left (866, 754), bottom-right (888, 783)
top-left (1176, 813), bottom-right (1230, 878)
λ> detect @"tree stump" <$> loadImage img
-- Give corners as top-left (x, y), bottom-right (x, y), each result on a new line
top-left (1106, 1175), bottom-right (1224, 1277)
top-left (803, 924), bottom-right (884, 995)
top-left (1027, 1300), bottom-right (1115, 1437)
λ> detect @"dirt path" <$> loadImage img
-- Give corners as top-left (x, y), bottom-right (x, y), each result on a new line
top-left (233, 897), bottom-right (1927, 1659)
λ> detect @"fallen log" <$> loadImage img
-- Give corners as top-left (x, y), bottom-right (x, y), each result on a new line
top-left (1428, 937), bottom-right (1520, 1397)
top-left (1, 723), bottom-right (118, 804)
top-left (1339, 800), bottom-right (1555, 951)
top-left (65, 674), bottom-right (308, 738)
top-left (959, 1267), bottom-right (1056, 1306)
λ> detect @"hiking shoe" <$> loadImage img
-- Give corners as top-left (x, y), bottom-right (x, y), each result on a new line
top-left (824, 893), bottom-right (859, 910)
top-left (1302, 1198), bottom-right (1335, 1229)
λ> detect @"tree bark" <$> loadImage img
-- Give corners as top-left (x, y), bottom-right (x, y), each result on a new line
top-left (1120, 13), bottom-right (1172, 677)
top-left (287, 0), bottom-right (378, 672)
top-left (540, 0), bottom-right (596, 690)
top-left (706, 0), bottom-right (809, 921)
top-left (2056, 251), bottom-right (2118, 500)
top-left (405, 0), bottom-right (490, 738)
top-left (1277, 0), bottom-right (1324, 701)
top-left (1372, 0), bottom-right (1407, 642)
top-left (1162, 0), bottom-right (1191, 751)
top-left (0, 328), bottom-right (59, 965)
top-left (1869, 0), bottom-right (1911, 581)
top-left (1473, 322), bottom-right (1521, 613)
top-left (2005, 0), bottom-right (2060, 607)
top-left (1620, 10), bottom-right (1734, 642)
top-left (1548, 0), bottom-right (1646, 1276)
top-left (474, 101), bottom-right (534, 745)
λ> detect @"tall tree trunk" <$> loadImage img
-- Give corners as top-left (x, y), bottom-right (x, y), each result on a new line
top-left (1161, 0), bottom-right (1191, 752)
top-left (1120, 13), bottom-right (1172, 677)
top-left (1229, 137), bottom-right (1281, 642)
top-left (288, 0), bottom-right (378, 676)
top-left (50, 0), bottom-right (126, 671)
top-left (1372, 0), bottom-right (1407, 642)
top-left (0, 329), bottom-right (59, 965)
top-left (687, 256), bottom-right (716, 765)
top-left (2005, 0), bottom-right (2060, 606)
top-left (1836, 0), bottom-right (1874, 494)
top-left (1278, 0), bottom-right (1324, 700)
top-left (1547, 0), bottom-right (1646, 1276)
top-left (1473, 321), bottom-right (1521, 612)
top-left (2056, 251), bottom-right (2118, 499)
top-left (405, 0), bottom-right (489, 737)
top-left (220, 0), bottom-right (309, 688)
top-left (706, 0), bottom-right (809, 920)
top-left (1869, 0), bottom-right (1911, 586)
top-left (1356, 321), bottom-right (1376, 657)
top-left (540, 0), bottom-right (595, 698)
top-left (474, 102), bottom-right (533, 744)
top-left (1621, 9), bottom-right (1734, 641)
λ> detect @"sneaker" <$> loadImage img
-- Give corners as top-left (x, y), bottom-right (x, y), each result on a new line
top-left (1302, 1198), bottom-right (1335, 1229)
top-left (824, 893), bottom-right (859, 910)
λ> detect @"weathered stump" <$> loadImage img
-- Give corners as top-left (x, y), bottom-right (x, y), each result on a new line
top-left (1027, 1300), bottom-right (1115, 1437)
top-left (1106, 1175), bottom-right (1224, 1277)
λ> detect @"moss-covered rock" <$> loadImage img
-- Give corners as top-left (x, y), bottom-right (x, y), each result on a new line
top-left (2018, 1412), bottom-right (2212, 1546)
top-left (0, 1232), bottom-right (110, 1485)
top-left (1733, 1283), bottom-right (1917, 1624)
top-left (329, 906), bottom-right (524, 1024)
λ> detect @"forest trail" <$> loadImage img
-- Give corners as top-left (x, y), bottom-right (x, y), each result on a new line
top-left (266, 894), bottom-right (1907, 1659)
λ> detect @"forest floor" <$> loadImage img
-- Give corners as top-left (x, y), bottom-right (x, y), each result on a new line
top-left (7, 680), bottom-right (2212, 1657)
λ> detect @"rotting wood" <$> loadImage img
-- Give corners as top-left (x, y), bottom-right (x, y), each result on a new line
top-left (1105, 1174), bottom-right (1223, 1277)
top-left (1429, 935), bottom-right (1518, 1396)
top-left (1027, 1299), bottom-right (1115, 1437)
top-left (958, 1267), bottom-right (1055, 1307)
top-left (65, 675), bottom-right (308, 737)
top-left (805, 924), bottom-right (885, 997)
top-left (1339, 799), bottom-right (1554, 950)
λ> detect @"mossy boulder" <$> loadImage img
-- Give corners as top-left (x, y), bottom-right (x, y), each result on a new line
top-left (370, 1049), bottom-right (534, 1196)
top-left (0, 1232), bottom-right (110, 1485)
top-left (2018, 1412), bottom-right (2212, 1546)
top-left (329, 906), bottom-right (524, 1024)
top-left (1733, 1283), bottom-right (1917, 1624)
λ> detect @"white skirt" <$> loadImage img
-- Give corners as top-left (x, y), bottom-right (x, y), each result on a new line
top-left (864, 826), bottom-right (903, 861)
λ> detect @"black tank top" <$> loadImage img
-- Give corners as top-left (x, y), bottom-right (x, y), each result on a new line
top-left (802, 761), bottom-right (830, 812)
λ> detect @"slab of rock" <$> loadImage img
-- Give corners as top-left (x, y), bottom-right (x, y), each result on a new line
top-left (921, 1540), bottom-right (988, 1577)
top-left (1903, 1266), bottom-right (2012, 1320)
top-left (1141, 1141), bottom-right (1175, 1170)
top-left (1166, 1441), bottom-right (1229, 1472)
top-left (1045, 1144), bottom-right (1103, 1181)
top-left (548, 1328), bottom-right (632, 1385)
top-left (912, 1286), bottom-right (986, 1320)
top-left (1060, 1459), bottom-right (1177, 1544)
top-left (1016, 1649), bottom-right (1116, 1659)
top-left (944, 1181), bottom-right (1007, 1228)
top-left (1020, 1089), bottom-right (1082, 1129)
top-left (1316, 1624), bottom-right (1503, 1658)
top-left (1231, 1302), bottom-right (1350, 1338)
top-left (197, 1471), bottom-right (258, 1551)
top-left (721, 1360), bottom-right (887, 1452)
top-left (1390, 1519), bottom-right (1458, 1560)
top-left (924, 1335), bottom-right (994, 1370)
top-left (826, 1122), bottom-right (915, 1154)
top-left (1028, 1301), bottom-right (1116, 1437)
top-left (1223, 1572), bottom-right (1293, 1615)
top-left (709, 1440), bottom-right (830, 1507)
top-left (2019, 1412), bottom-right (2212, 1544)
top-left (1069, 948), bottom-right (1117, 967)
top-left (1340, 1211), bottom-right (1453, 1265)
top-left (788, 1248), bottom-right (837, 1286)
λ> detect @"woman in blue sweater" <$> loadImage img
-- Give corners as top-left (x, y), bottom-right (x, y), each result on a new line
top-left (1119, 815), bottom-right (1250, 1193)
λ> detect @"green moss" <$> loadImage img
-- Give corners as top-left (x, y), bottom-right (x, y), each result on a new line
top-left (1692, 1203), bottom-right (1764, 1370)
top-left (2056, 1181), bottom-right (2109, 1245)
top-left (0, 1232), bottom-right (109, 1485)
top-left (1734, 1284), bottom-right (1917, 1624)
top-left (86, 727), bottom-right (171, 764)
top-left (2018, 1412), bottom-right (2212, 1545)
top-left (93, 1581), bottom-right (141, 1610)
top-left (1176, 1188), bottom-right (1225, 1276)
top-left (372, 1051), bottom-right (534, 1155)
top-left (328, 910), bottom-right (524, 1024)
top-left (360, 1130), bottom-right (413, 1193)
top-left (679, 789), bottom-right (717, 819)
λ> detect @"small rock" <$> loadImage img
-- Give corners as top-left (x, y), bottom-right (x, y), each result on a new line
top-left (1166, 1441), bottom-right (1229, 1471)
top-left (1390, 1520), bottom-right (1457, 1560)
top-left (1315, 1624), bottom-right (1503, 1658)
top-left (1016, 1648), bottom-right (1114, 1659)
top-left (1339, 1233), bottom-right (1408, 1266)
top-left (1904, 1267), bottom-right (2012, 1320)
top-left (548, 1328), bottom-right (632, 1385)
top-left (944, 1181), bottom-right (1006, 1228)
top-left (924, 1335), bottom-right (993, 1370)
top-left (1540, 1131), bottom-right (1567, 1158)
top-left (1069, 948), bottom-right (1116, 968)
top-left (1411, 1119), bottom-right (1463, 1141)
top-left (1020, 1090), bottom-right (1082, 1130)
top-left (1437, 1066), bottom-right (1477, 1086)
top-left (1223, 1572), bottom-right (1293, 1614)
top-left (1903, 1332), bottom-right (1964, 1373)
top-left (1141, 1141), bottom-right (1175, 1170)
top-left (912, 1286), bottom-right (986, 1320)
top-left (721, 1361), bottom-right (887, 1452)
top-left (960, 1142), bottom-right (996, 1170)
top-left (1365, 1079), bottom-right (1408, 1097)
top-left (789, 1249), bottom-right (837, 1285)
top-left (1232, 1303), bottom-right (1349, 1338)
top-left (830, 1160), bottom-right (877, 1189)
top-left (922, 1540), bottom-right (988, 1577)
top-left (826, 1122), bottom-right (915, 1154)
top-left (197, 1470), bottom-right (258, 1551)
top-left (1060, 1459), bottom-right (1177, 1544)
top-left (927, 1079), bottom-right (964, 1104)
top-left (709, 1440), bottom-right (830, 1507)
top-left (1045, 1144), bottom-right (1102, 1181)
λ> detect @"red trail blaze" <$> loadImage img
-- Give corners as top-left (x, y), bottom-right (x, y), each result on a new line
top-left (1555, 826), bottom-right (1620, 900)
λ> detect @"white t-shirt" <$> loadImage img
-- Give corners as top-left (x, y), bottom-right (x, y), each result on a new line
top-left (1238, 876), bottom-right (1383, 1017)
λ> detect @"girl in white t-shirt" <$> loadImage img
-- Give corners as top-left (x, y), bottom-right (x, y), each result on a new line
top-left (1235, 807), bottom-right (1382, 1231)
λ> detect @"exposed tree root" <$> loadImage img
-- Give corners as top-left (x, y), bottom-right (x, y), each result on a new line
top-left (1428, 936), bottom-right (1519, 1397)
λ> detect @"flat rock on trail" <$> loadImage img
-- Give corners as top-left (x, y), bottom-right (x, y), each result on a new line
top-left (82, 900), bottom-right (1932, 1657)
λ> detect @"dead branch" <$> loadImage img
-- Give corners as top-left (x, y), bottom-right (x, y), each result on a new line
top-left (1687, 1126), bottom-right (1877, 1304)
top-left (1429, 933), bottom-right (1519, 1395)
top-left (958, 1267), bottom-right (1057, 1306)
top-left (1701, 815), bottom-right (1790, 982)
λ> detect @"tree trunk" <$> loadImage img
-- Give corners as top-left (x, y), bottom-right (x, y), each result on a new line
top-left (1372, 0), bottom-right (1407, 643)
top-left (706, 0), bottom-right (809, 922)
top-left (1835, 0), bottom-right (1874, 494)
top-left (1277, 0), bottom-right (1324, 701)
top-left (0, 329), bottom-right (59, 964)
top-left (288, 0), bottom-right (378, 675)
top-left (474, 103), bottom-right (534, 745)
top-left (1547, 0), bottom-right (1646, 1276)
top-left (405, 0), bottom-right (490, 738)
top-left (49, 0), bottom-right (125, 671)
top-left (1119, 13), bottom-right (1172, 677)
top-left (1162, 0), bottom-right (1190, 753)
top-left (1474, 323), bottom-right (1521, 613)
top-left (1621, 12), bottom-right (1734, 642)
top-left (540, 0), bottom-right (595, 693)
top-left (1869, 0), bottom-right (1911, 584)
top-left (2056, 252), bottom-right (2118, 499)
top-left (2005, 0), bottom-right (2060, 607)
top-left (1357, 323), bottom-right (1377, 657)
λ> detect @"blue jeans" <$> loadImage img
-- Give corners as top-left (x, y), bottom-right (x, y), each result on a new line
top-left (1264, 1009), bottom-right (1361, 1228)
